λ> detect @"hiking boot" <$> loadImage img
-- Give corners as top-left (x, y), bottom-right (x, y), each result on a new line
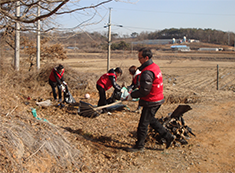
top-left (125, 145), bottom-right (144, 152)
top-left (164, 132), bottom-right (175, 149)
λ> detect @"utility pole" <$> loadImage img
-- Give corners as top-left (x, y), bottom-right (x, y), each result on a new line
top-left (233, 32), bottom-right (235, 48)
top-left (36, 2), bottom-right (41, 70)
top-left (15, 1), bottom-right (20, 71)
top-left (107, 8), bottom-right (112, 72)
top-left (104, 8), bottom-right (122, 72)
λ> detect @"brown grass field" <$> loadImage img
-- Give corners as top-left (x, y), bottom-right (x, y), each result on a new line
top-left (1, 48), bottom-right (235, 172)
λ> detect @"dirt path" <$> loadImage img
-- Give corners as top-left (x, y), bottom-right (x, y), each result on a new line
top-left (49, 94), bottom-right (234, 173)
top-left (187, 100), bottom-right (235, 173)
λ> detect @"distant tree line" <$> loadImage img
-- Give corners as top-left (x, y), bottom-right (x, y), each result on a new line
top-left (53, 28), bottom-right (235, 49)
top-left (1, 28), bottom-right (234, 52)
top-left (134, 28), bottom-right (235, 46)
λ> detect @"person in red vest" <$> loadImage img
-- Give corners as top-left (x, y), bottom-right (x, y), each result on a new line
top-left (127, 65), bottom-right (141, 112)
top-left (96, 67), bottom-right (123, 113)
top-left (127, 65), bottom-right (141, 91)
top-left (49, 64), bottom-right (66, 102)
top-left (125, 48), bottom-right (175, 152)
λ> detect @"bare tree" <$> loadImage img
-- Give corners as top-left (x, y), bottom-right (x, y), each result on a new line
top-left (0, 0), bottom-right (115, 31)
top-left (0, 0), bottom-right (139, 70)
top-left (0, 0), bottom-right (140, 42)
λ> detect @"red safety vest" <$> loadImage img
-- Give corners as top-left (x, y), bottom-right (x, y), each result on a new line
top-left (49, 68), bottom-right (64, 82)
top-left (97, 72), bottom-right (117, 91)
top-left (140, 63), bottom-right (164, 102)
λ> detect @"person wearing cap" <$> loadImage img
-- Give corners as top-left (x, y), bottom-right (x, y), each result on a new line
top-left (96, 67), bottom-right (123, 113)
top-left (125, 48), bottom-right (175, 152)
top-left (49, 64), bottom-right (66, 102)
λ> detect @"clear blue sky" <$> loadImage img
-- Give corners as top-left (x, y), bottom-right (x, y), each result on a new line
top-left (55, 0), bottom-right (235, 36)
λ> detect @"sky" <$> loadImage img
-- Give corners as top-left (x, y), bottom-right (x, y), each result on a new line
top-left (55, 0), bottom-right (235, 36)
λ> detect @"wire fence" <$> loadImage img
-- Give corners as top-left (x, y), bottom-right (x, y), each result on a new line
top-left (162, 65), bottom-right (235, 92)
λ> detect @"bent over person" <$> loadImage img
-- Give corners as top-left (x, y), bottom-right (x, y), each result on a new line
top-left (126, 48), bottom-right (174, 152)
top-left (127, 65), bottom-right (141, 112)
top-left (96, 67), bottom-right (122, 113)
top-left (127, 65), bottom-right (141, 91)
top-left (49, 64), bottom-right (66, 102)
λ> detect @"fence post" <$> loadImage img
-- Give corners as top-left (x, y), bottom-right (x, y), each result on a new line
top-left (217, 64), bottom-right (219, 90)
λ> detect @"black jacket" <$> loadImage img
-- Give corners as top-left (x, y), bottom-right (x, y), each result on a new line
top-left (131, 59), bottom-right (164, 107)
top-left (108, 69), bottom-right (122, 92)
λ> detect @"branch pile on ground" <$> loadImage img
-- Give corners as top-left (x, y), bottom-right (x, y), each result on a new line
top-left (0, 114), bottom-right (83, 173)
top-left (147, 105), bottom-right (195, 148)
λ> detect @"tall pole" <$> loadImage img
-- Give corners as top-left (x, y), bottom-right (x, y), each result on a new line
top-left (234, 32), bottom-right (235, 48)
top-left (217, 64), bottom-right (219, 90)
top-left (107, 8), bottom-right (112, 72)
top-left (36, 2), bottom-right (41, 70)
top-left (15, 1), bottom-right (20, 71)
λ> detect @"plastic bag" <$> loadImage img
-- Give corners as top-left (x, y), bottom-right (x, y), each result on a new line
top-left (36, 100), bottom-right (52, 107)
top-left (121, 87), bottom-right (139, 101)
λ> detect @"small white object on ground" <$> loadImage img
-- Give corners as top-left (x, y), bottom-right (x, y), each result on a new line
top-left (85, 93), bottom-right (90, 99)
top-left (36, 100), bottom-right (52, 107)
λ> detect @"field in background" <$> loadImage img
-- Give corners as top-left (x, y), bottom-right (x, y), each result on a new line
top-left (58, 50), bottom-right (235, 92)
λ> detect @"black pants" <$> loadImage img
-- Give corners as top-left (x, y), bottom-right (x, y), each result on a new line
top-left (96, 84), bottom-right (107, 107)
top-left (49, 80), bottom-right (62, 100)
top-left (136, 105), bottom-right (168, 148)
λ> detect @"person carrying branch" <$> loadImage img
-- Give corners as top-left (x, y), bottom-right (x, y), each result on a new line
top-left (49, 64), bottom-right (66, 102)
top-left (125, 48), bottom-right (175, 152)
top-left (96, 67), bottom-right (123, 113)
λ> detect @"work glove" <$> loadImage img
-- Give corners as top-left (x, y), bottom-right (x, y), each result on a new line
top-left (63, 81), bottom-right (67, 85)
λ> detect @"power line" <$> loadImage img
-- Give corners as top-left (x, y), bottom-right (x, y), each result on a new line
top-left (114, 8), bottom-right (235, 16)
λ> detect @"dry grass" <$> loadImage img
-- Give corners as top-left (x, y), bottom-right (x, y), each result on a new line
top-left (0, 48), bottom-right (235, 172)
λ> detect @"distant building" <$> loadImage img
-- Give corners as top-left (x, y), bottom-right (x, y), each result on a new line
top-left (131, 37), bottom-right (199, 45)
top-left (132, 39), bottom-right (173, 45)
top-left (188, 39), bottom-right (200, 43)
top-left (171, 45), bottom-right (191, 51)
top-left (67, 47), bottom-right (79, 50)
top-left (198, 48), bottom-right (219, 51)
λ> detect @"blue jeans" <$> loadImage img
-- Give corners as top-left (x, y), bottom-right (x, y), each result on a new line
top-left (50, 83), bottom-right (62, 100)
